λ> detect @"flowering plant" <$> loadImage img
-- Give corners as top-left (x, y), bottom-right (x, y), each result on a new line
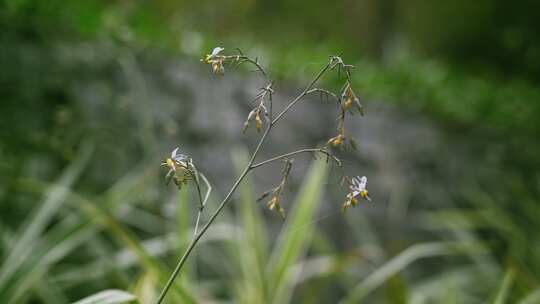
top-left (156, 47), bottom-right (372, 303)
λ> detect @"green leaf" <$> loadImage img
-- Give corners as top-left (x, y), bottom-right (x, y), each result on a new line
top-left (493, 268), bottom-right (515, 304)
top-left (0, 142), bottom-right (93, 294)
top-left (267, 158), bottom-right (328, 304)
top-left (7, 217), bottom-right (97, 304)
top-left (341, 242), bottom-right (488, 304)
top-left (518, 288), bottom-right (540, 304)
top-left (232, 147), bottom-right (269, 304)
top-left (72, 289), bottom-right (136, 304)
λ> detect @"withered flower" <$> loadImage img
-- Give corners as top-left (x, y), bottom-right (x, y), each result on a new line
top-left (267, 196), bottom-right (285, 218)
top-left (258, 160), bottom-right (293, 218)
top-left (243, 86), bottom-right (271, 133)
top-left (255, 110), bottom-right (263, 132)
top-left (243, 108), bottom-right (267, 133)
top-left (327, 133), bottom-right (345, 147)
top-left (341, 83), bottom-right (364, 115)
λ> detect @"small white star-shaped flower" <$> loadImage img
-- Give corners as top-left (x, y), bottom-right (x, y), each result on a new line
top-left (170, 147), bottom-right (188, 163)
top-left (210, 47), bottom-right (224, 57)
top-left (350, 176), bottom-right (370, 201)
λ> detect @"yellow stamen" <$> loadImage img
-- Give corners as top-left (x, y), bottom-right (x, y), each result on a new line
top-left (360, 190), bottom-right (369, 200)
top-left (166, 158), bottom-right (175, 170)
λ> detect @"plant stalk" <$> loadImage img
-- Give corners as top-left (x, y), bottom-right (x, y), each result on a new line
top-left (155, 61), bottom-right (332, 304)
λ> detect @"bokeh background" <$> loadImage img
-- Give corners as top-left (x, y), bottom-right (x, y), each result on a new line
top-left (1, 0), bottom-right (540, 303)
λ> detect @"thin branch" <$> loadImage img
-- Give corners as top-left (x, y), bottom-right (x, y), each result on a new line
top-left (306, 88), bottom-right (340, 105)
top-left (226, 54), bottom-right (268, 78)
top-left (271, 61), bottom-right (332, 125)
top-left (193, 209), bottom-right (203, 239)
top-left (199, 173), bottom-right (212, 205)
top-left (251, 148), bottom-right (341, 169)
top-left (192, 172), bottom-right (212, 237)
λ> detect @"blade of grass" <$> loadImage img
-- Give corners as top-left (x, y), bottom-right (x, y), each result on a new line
top-left (518, 288), bottom-right (540, 304)
top-left (33, 276), bottom-right (70, 304)
top-left (72, 289), bottom-right (136, 304)
top-left (69, 192), bottom-right (198, 304)
top-left (341, 241), bottom-right (488, 304)
top-left (0, 141), bottom-right (93, 292)
top-left (18, 178), bottom-right (197, 304)
top-left (176, 183), bottom-right (196, 288)
top-left (133, 271), bottom-right (159, 304)
top-left (267, 158), bottom-right (328, 304)
top-left (419, 209), bottom-right (500, 276)
top-left (232, 147), bottom-right (269, 304)
top-left (51, 226), bottom-right (236, 288)
top-left (7, 218), bottom-right (97, 304)
top-left (410, 265), bottom-right (492, 303)
top-left (493, 268), bottom-right (515, 304)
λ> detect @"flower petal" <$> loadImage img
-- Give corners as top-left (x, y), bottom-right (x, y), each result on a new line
top-left (359, 176), bottom-right (367, 188)
top-left (211, 47), bottom-right (224, 57)
top-left (171, 147), bottom-right (179, 158)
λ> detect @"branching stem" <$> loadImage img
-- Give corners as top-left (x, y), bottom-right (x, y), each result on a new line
top-left (192, 173), bottom-right (211, 237)
top-left (251, 148), bottom-right (341, 169)
top-left (155, 57), bottom-right (339, 304)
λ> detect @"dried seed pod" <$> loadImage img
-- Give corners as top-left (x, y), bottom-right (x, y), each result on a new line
top-left (255, 111), bottom-right (263, 132)
top-left (267, 196), bottom-right (285, 218)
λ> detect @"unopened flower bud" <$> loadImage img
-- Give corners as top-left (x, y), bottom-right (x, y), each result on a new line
top-left (343, 97), bottom-right (354, 110)
top-left (328, 134), bottom-right (345, 147)
top-left (255, 111), bottom-right (263, 132)
top-left (267, 196), bottom-right (285, 218)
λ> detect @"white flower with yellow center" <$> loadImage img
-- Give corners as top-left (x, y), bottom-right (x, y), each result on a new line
top-left (162, 147), bottom-right (191, 187)
top-left (343, 176), bottom-right (371, 210)
top-left (203, 47), bottom-right (225, 74)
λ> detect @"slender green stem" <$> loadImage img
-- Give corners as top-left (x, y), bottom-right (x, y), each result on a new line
top-left (223, 55), bottom-right (268, 78)
top-left (271, 63), bottom-right (331, 125)
top-left (251, 148), bottom-right (336, 169)
top-left (155, 60), bottom-right (332, 304)
top-left (155, 126), bottom-right (270, 304)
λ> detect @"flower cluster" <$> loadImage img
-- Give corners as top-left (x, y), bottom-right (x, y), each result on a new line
top-left (342, 176), bottom-right (371, 210)
top-left (257, 160), bottom-right (293, 218)
top-left (320, 60), bottom-right (363, 150)
top-left (243, 84), bottom-right (273, 133)
top-left (326, 108), bottom-right (358, 150)
top-left (202, 47), bottom-right (226, 74)
top-left (201, 49), bottom-right (373, 214)
top-left (154, 48), bottom-right (379, 304)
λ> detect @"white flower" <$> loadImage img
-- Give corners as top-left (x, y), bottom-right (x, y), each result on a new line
top-left (350, 176), bottom-right (370, 201)
top-left (343, 176), bottom-right (371, 210)
top-left (210, 47), bottom-right (224, 57)
top-left (162, 147), bottom-right (191, 187)
top-left (203, 47), bottom-right (226, 74)
top-left (170, 147), bottom-right (188, 163)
